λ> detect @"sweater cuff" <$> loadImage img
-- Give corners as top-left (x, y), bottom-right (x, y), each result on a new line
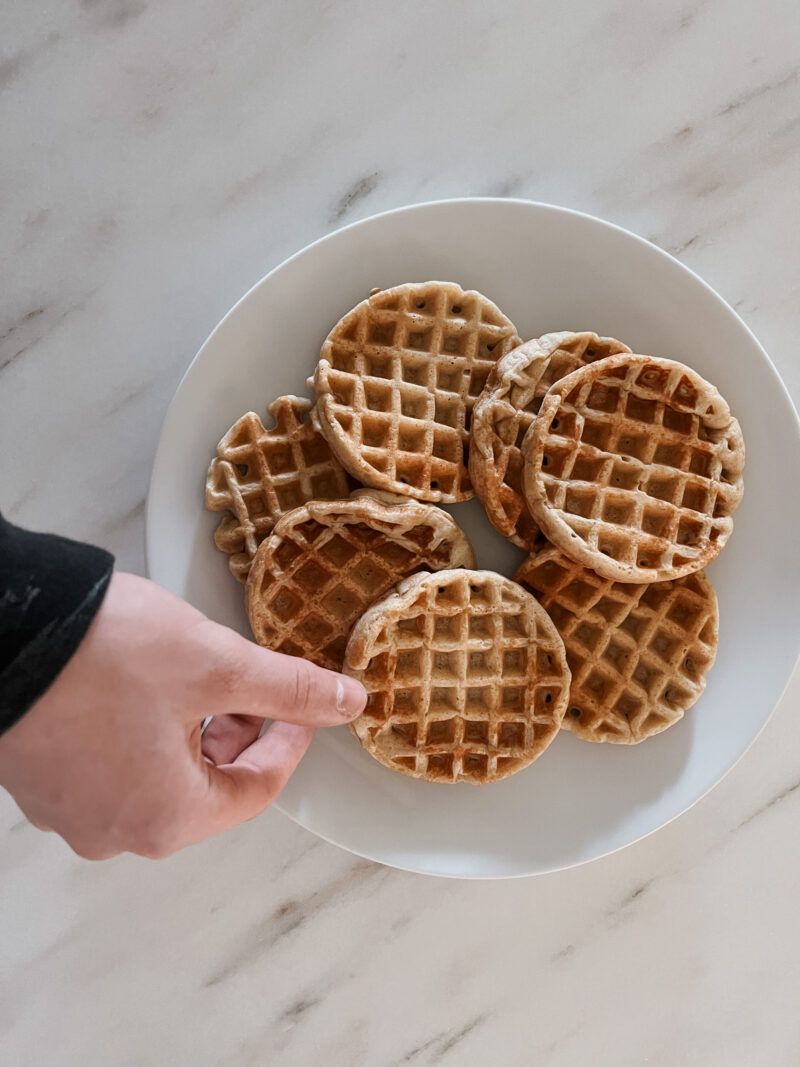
top-left (0, 513), bottom-right (114, 734)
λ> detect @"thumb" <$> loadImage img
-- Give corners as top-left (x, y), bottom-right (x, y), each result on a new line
top-left (200, 622), bottom-right (367, 727)
top-left (203, 721), bottom-right (315, 832)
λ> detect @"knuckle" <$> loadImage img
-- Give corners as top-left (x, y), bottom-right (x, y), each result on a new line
top-left (207, 664), bottom-right (239, 702)
top-left (203, 633), bottom-right (247, 700)
top-left (259, 780), bottom-right (281, 812)
top-left (137, 841), bottom-right (174, 860)
top-left (223, 764), bottom-right (278, 821)
top-left (68, 839), bottom-right (120, 862)
top-left (247, 772), bottom-right (279, 812)
top-left (134, 805), bottom-right (195, 858)
top-left (135, 828), bottom-right (180, 860)
top-left (289, 661), bottom-right (314, 714)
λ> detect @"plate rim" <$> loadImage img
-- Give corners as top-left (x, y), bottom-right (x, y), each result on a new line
top-left (146, 196), bottom-right (800, 879)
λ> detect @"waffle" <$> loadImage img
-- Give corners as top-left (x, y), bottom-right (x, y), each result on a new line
top-left (313, 281), bottom-right (522, 503)
top-left (515, 543), bottom-right (718, 742)
top-left (470, 332), bottom-right (631, 549)
top-left (245, 496), bottom-right (476, 671)
top-left (522, 353), bottom-right (745, 582)
top-left (205, 396), bottom-right (350, 581)
top-left (344, 569), bottom-right (571, 784)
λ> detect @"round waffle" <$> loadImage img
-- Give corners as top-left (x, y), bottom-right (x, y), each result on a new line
top-left (344, 569), bottom-right (571, 784)
top-left (313, 281), bottom-right (522, 503)
top-left (470, 331), bottom-right (631, 549)
top-left (522, 353), bottom-right (744, 582)
top-left (246, 496), bottom-right (475, 671)
top-left (515, 543), bottom-right (718, 743)
top-left (205, 396), bottom-right (350, 581)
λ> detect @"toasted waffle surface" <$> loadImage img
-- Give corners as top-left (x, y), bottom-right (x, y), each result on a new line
top-left (246, 496), bottom-right (475, 670)
top-left (313, 282), bottom-right (521, 502)
top-left (344, 569), bottom-right (570, 783)
top-left (515, 543), bottom-right (718, 742)
top-left (522, 354), bottom-right (744, 582)
top-left (470, 331), bottom-right (631, 549)
top-left (205, 396), bottom-right (350, 581)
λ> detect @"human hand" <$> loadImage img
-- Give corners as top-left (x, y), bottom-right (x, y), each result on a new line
top-left (0, 572), bottom-right (366, 859)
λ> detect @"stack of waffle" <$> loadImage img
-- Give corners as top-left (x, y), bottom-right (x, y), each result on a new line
top-left (206, 282), bottom-right (744, 784)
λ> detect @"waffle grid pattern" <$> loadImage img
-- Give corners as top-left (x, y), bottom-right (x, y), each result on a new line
top-left (205, 396), bottom-right (350, 581)
top-left (523, 354), bottom-right (744, 581)
top-left (346, 570), bottom-right (569, 783)
top-left (314, 282), bottom-right (521, 502)
top-left (246, 500), bottom-right (474, 671)
top-left (470, 332), bottom-right (630, 548)
top-left (516, 547), bottom-right (718, 742)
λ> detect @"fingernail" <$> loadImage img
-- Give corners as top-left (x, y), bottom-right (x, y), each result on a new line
top-left (336, 677), bottom-right (367, 720)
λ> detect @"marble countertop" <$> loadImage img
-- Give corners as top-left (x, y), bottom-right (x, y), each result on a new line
top-left (2, 2), bottom-right (799, 1063)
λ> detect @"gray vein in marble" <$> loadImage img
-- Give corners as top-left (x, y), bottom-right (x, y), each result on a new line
top-left (626, 66), bottom-right (800, 245)
top-left (0, 294), bottom-right (96, 375)
top-left (100, 497), bottom-right (146, 539)
top-left (734, 776), bottom-right (800, 831)
top-left (616, 878), bottom-right (654, 911)
top-left (487, 174), bottom-right (532, 199)
top-left (672, 124), bottom-right (694, 141)
top-left (717, 67), bottom-right (800, 116)
top-left (389, 910), bottom-right (415, 936)
top-left (598, 877), bottom-right (659, 934)
top-left (0, 305), bottom-right (47, 346)
top-left (772, 112), bottom-right (800, 140)
top-left (666, 0), bottom-right (711, 33)
top-left (666, 233), bottom-right (701, 257)
top-left (550, 874), bottom-right (661, 968)
top-left (598, 0), bottom-right (710, 65)
top-left (0, 346), bottom-right (41, 375)
top-left (106, 380), bottom-right (155, 418)
top-left (278, 995), bottom-right (321, 1024)
top-left (549, 877), bottom-right (659, 964)
top-left (221, 167), bottom-right (273, 210)
top-left (398, 1013), bottom-right (490, 1064)
top-left (3, 482), bottom-right (39, 520)
top-left (273, 836), bottom-right (323, 878)
top-left (214, 118), bottom-right (331, 215)
top-left (12, 208), bottom-right (53, 255)
top-left (675, 6), bottom-right (699, 30)
top-left (330, 172), bottom-right (384, 224)
top-left (554, 775), bottom-right (800, 955)
top-left (0, 51), bottom-right (26, 90)
top-left (203, 859), bottom-right (384, 988)
top-left (551, 942), bottom-right (575, 963)
top-left (533, 1022), bottom-right (585, 1063)
top-left (0, 32), bottom-right (60, 91)
top-left (80, 0), bottom-right (148, 31)
top-left (646, 228), bottom-right (703, 257)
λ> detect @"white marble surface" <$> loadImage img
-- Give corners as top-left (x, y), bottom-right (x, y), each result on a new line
top-left (2, 1), bottom-right (799, 1063)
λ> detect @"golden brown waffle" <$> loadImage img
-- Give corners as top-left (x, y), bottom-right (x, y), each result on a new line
top-left (515, 543), bottom-right (718, 743)
top-left (344, 569), bottom-right (570, 784)
top-left (522, 354), bottom-right (744, 582)
top-left (245, 496), bottom-right (475, 671)
top-left (470, 332), bottom-right (631, 549)
top-left (205, 396), bottom-right (350, 582)
top-left (313, 281), bottom-right (521, 503)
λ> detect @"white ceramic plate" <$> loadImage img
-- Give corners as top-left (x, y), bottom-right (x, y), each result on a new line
top-left (147, 199), bottom-right (800, 879)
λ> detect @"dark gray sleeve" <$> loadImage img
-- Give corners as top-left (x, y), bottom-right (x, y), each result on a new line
top-left (0, 512), bottom-right (114, 735)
